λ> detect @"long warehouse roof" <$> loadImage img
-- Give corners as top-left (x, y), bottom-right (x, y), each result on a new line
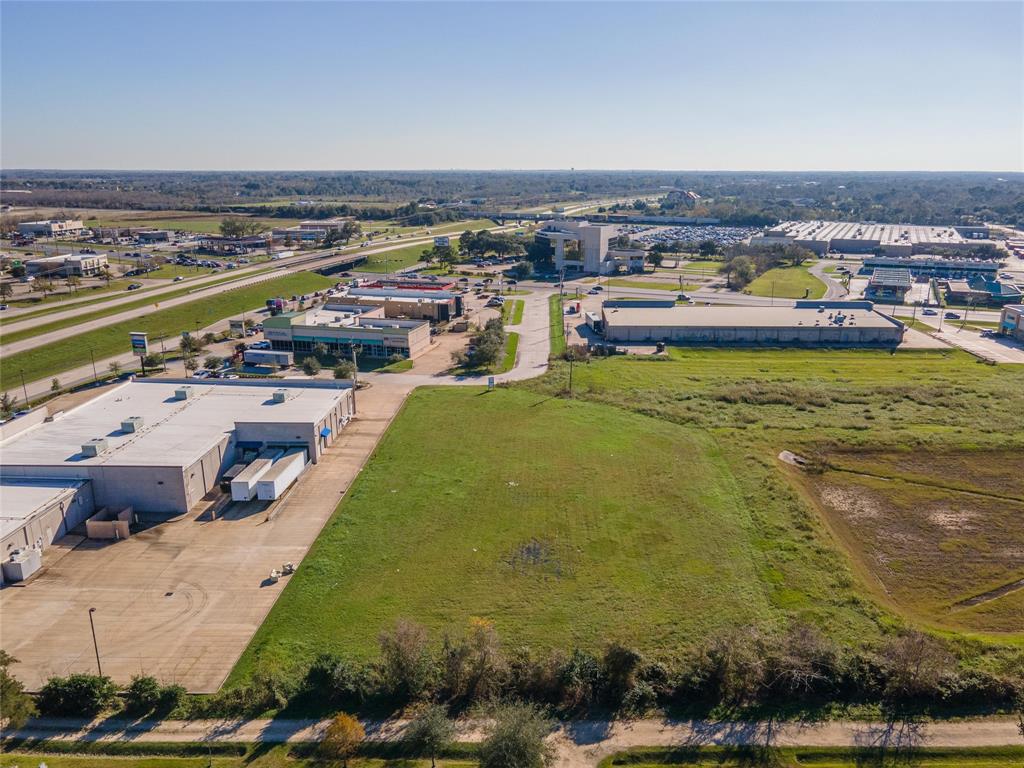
top-left (602, 305), bottom-right (899, 329)
top-left (0, 380), bottom-right (347, 469)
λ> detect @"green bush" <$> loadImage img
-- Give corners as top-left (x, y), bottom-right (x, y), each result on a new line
top-left (37, 673), bottom-right (119, 717)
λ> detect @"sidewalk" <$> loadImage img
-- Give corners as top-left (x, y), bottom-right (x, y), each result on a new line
top-left (6, 715), bottom-right (1021, 754)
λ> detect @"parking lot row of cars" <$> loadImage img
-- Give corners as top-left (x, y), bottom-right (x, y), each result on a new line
top-left (633, 225), bottom-right (761, 247)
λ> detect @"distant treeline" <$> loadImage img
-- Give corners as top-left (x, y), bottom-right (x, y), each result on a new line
top-left (2, 170), bottom-right (1022, 227)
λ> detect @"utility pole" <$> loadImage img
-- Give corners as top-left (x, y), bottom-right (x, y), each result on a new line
top-left (89, 348), bottom-right (98, 383)
top-left (88, 607), bottom-right (102, 675)
top-left (19, 369), bottom-right (29, 405)
top-left (568, 349), bottom-right (574, 398)
top-left (349, 345), bottom-right (359, 416)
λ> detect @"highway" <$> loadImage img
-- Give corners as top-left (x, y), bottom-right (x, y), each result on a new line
top-left (0, 232), bottom-right (457, 357)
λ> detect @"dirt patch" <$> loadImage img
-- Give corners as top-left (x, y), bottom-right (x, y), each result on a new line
top-left (927, 506), bottom-right (977, 531)
top-left (818, 484), bottom-right (884, 523)
top-left (796, 450), bottom-right (1024, 633)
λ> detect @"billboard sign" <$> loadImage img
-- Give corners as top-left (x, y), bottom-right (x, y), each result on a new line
top-left (129, 331), bottom-right (149, 357)
top-left (229, 319), bottom-right (245, 335)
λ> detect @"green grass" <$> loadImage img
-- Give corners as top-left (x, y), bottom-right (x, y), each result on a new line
top-left (1, 268), bottom-right (275, 344)
top-left (353, 241), bottom-right (436, 273)
top-left (746, 266), bottom-right (827, 300)
top-left (0, 742), bottom-right (474, 768)
top-left (549, 294), bottom-right (566, 357)
top-left (1, 272), bottom-right (333, 386)
top-left (600, 746), bottom-right (1024, 768)
top-left (501, 299), bottom-right (525, 325)
top-left (233, 345), bottom-right (1024, 688)
top-left (378, 357), bottom-right (414, 373)
top-left (232, 386), bottom-right (780, 677)
top-left (499, 331), bottom-right (519, 372)
top-left (605, 279), bottom-right (698, 292)
top-left (84, 212), bottom-right (300, 235)
top-left (0, 280), bottom-right (132, 313)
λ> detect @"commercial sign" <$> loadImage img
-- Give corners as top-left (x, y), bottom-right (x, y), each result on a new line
top-left (229, 319), bottom-right (245, 335)
top-left (129, 331), bottom-right (149, 357)
top-left (433, 236), bottom-right (450, 247)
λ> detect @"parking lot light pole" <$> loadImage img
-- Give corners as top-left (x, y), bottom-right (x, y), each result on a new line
top-left (88, 607), bottom-right (102, 675)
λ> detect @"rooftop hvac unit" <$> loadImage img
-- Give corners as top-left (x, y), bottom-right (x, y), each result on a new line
top-left (174, 386), bottom-right (194, 400)
top-left (81, 437), bottom-right (109, 457)
top-left (121, 416), bottom-right (144, 433)
top-left (272, 389), bottom-right (287, 403)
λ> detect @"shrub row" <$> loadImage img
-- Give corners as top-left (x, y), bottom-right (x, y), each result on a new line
top-left (6, 621), bottom-right (1021, 723)
top-left (211, 620), bottom-right (1023, 719)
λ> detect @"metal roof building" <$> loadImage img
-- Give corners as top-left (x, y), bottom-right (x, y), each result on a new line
top-left (601, 301), bottom-right (905, 346)
top-left (1, 379), bottom-right (353, 519)
top-left (751, 221), bottom-right (994, 256)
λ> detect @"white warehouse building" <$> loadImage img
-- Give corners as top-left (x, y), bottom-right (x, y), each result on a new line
top-left (0, 379), bottom-right (354, 561)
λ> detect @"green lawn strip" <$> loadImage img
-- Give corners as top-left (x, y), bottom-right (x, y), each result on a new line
top-left (230, 386), bottom-right (777, 680)
top-left (378, 357), bottom-right (414, 373)
top-left (1, 268), bottom-right (276, 344)
top-left (353, 241), bottom-right (437, 273)
top-left (2, 281), bottom-right (133, 315)
top-left (549, 294), bottom-right (566, 357)
top-left (746, 266), bottom-right (827, 300)
top-left (599, 745), bottom-right (1024, 768)
top-left (605, 279), bottom-right (697, 292)
top-left (499, 331), bottom-right (519, 372)
top-left (1, 272), bottom-right (333, 385)
top-left (0, 741), bottom-right (475, 768)
top-left (501, 299), bottom-right (525, 325)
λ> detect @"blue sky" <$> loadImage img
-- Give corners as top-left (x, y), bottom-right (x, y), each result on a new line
top-left (1, 1), bottom-right (1021, 171)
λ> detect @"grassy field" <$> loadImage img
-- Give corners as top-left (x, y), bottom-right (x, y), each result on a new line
top-left (83, 210), bottom-right (300, 234)
top-left (606, 279), bottom-right (698, 292)
top-left (746, 266), bottom-right (827, 300)
top-left (232, 344), bottom-right (1023, 688)
top-left (233, 386), bottom-right (783, 677)
top-left (522, 347), bottom-right (1024, 642)
top-left (1, 272), bottom-right (333, 385)
top-left (1, 268), bottom-right (276, 344)
top-left (353, 241), bottom-right (436, 273)
top-left (600, 746), bottom-right (1024, 768)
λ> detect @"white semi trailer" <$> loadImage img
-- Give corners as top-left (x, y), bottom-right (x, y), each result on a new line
top-left (256, 449), bottom-right (307, 501)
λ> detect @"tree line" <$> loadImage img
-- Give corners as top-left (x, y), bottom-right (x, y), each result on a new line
top-left (5, 617), bottom-right (1020, 730)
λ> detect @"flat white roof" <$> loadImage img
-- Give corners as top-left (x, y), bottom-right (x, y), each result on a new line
top-left (0, 478), bottom-right (84, 539)
top-left (0, 380), bottom-right (347, 470)
top-left (602, 305), bottom-right (898, 330)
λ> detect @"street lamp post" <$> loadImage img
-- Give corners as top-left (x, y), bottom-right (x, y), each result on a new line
top-left (89, 348), bottom-right (98, 383)
top-left (19, 369), bottom-right (29, 405)
top-left (88, 607), bottom-right (102, 675)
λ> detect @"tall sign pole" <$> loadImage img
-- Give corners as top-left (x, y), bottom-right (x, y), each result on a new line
top-left (130, 332), bottom-right (149, 376)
